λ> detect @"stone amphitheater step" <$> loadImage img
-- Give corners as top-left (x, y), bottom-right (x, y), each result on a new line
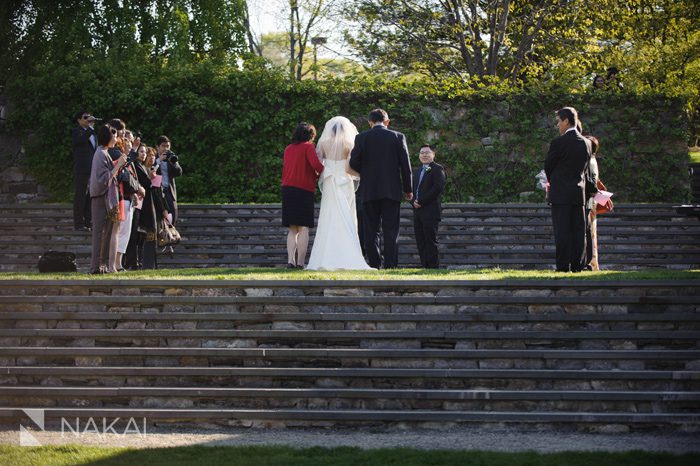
top-left (0, 279), bottom-right (698, 429)
top-left (2, 407), bottom-right (697, 428)
top-left (0, 203), bottom-right (698, 271)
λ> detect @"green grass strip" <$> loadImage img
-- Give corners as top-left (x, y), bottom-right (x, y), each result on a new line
top-left (0, 268), bottom-right (698, 281)
top-left (1, 445), bottom-right (699, 466)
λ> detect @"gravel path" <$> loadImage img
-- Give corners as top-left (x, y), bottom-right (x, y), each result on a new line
top-left (1, 425), bottom-right (699, 453)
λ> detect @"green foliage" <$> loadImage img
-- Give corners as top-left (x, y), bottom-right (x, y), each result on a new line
top-left (0, 0), bottom-right (248, 83)
top-left (4, 60), bottom-right (690, 203)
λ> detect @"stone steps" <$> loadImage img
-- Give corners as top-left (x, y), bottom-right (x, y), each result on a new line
top-left (0, 203), bottom-right (698, 271)
top-left (0, 387), bottom-right (698, 414)
top-left (0, 279), bottom-right (698, 429)
top-left (2, 407), bottom-right (697, 428)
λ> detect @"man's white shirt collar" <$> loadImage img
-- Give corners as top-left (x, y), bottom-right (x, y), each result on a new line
top-left (565, 127), bottom-right (577, 134)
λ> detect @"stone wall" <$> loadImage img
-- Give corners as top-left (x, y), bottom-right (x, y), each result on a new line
top-left (0, 93), bottom-right (48, 203)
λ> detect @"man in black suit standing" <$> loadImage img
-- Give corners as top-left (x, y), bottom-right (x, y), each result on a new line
top-left (350, 108), bottom-right (412, 269)
top-left (155, 135), bottom-right (183, 225)
top-left (71, 110), bottom-right (97, 231)
top-left (544, 107), bottom-right (592, 272)
top-left (411, 144), bottom-right (446, 268)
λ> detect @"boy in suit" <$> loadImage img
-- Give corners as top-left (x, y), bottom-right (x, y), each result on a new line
top-left (411, 144), bottom-right (446, 268)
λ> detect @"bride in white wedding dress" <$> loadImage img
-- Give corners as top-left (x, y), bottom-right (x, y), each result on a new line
top-left (306, 116), bottom-right (373, 270)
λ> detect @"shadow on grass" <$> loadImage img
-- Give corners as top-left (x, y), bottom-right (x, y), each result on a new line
top-left (4, 445), bottom-right (700, 466)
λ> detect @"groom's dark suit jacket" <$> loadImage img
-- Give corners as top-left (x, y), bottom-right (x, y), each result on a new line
top-left (349, 125), bottom-right (412, 202)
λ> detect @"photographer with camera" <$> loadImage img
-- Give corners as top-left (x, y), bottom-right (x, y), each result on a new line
top-left (71, 110), bottom-right (98, 231)
top-left (155, 135), bottom-right (183, 225)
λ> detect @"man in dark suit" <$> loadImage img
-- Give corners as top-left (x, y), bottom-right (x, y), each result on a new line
top-left (349, 108), bottom-right (412, 268)
top-left (411, 144), bottom-right (446, 268)
top-left (155, 135), bottom-right (183, 225)
top-left (71, 110), bottom-right (97, 231)
top-left (544, 107), bottom-right (592, 272)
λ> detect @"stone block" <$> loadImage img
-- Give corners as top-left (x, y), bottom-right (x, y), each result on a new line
top-left (377, 322), bottom-right (416, 331)
top-left (360, 339), bottom-right (421, 349)
top-left (265, 305), bottom-right (300, 313)
top-left (314, 322), bottom-right (345, 330)
top-left (164, 288), bottom-right (190, 296)
top-left (57, 321), bottom-right (81, 329)
top-left (512, 289), bottom-right (554, 298)
top-left (75, 357), bottom-right (102, 367)
top-left (323, 288), bottom-right (373, 297)
top-left (195, 304), bottom-right (240, 313)
top-left (437, 288), bottom-right (476, 297)
top-left (163, 304), bottom-right (195, 313)
top-left (14, 320), bottom-right (45, 330)
top-left (146, 322), bottom-right (173, 329)
top-left (116, 321), bottom-right (146, 329)
top-left (192, 288), bottom-right (226, 297)
top-left (111, 288), bottom-right (141, 296)
top-left (315, 378), bottom-right (346, 388)
top-left (415, 305), bottom-right (456, 314)
top-left (244, 288), bottom-right (274, 297)
top-left (528, 305), bottom-right (564, 314)
top-left (144, 357), bottom-right (179, 367)
top-left (68, 338), bottom-right (95, 347)
top-left (173, 321), bottom-right (197, 330)
top-left (16, 357), bottom-right (37, 366)
top-left (272, 321), bottom-right (314, 331)
top-left (196, 321), bottom-right (233, 330)
top-left (2, 167), bottom-right (25, 182)
top-left (275, 288), bottom-right (305, 297)
top-left (563, 305), bottom-right (597, 315)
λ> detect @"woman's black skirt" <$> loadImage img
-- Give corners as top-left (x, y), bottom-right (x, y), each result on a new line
top-left (281, 186), bottom-right (315, 228)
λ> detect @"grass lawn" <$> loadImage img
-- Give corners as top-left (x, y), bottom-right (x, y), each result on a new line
top-left (0, 267), bottom-right (698, 281)
top-left (1, 445), bottom-right (699, 466)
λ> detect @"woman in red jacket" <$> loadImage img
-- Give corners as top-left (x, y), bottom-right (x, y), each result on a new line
top-left (281, 122), bottom-right (324, 268)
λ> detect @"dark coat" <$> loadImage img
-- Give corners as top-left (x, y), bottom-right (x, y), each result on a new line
top-left (135, 161), bottom-right (165, 236)
top-left (157, 155), bottom-right (183, 201)
top-left (71, 126), bottom-right (96, 175)
top-left (544, 129), bottom-right (592, 205)
top-left (349, 125), bottom-right (412, 203)
top-left (412, 162), bottom-right (446, 221)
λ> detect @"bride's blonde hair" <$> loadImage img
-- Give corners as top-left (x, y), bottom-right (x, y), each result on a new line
top-left (316, 116), bottom-right (358, 161)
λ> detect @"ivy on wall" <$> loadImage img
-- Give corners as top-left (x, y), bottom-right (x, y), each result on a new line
top-left (4, 61), bottom-right (690, 203)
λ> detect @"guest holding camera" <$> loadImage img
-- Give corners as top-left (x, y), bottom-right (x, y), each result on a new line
top-left (115, 130), bottom-right (145, 270)
top-left (71, 110), bottom-right (97, 231)
top-left (89, 125), bottom-right (127, 274)
top-left (138, 147), bottom-right (168, 269)
top-left (124, 143), bottom-right (148, 269)
top-left (155, 135), bottom-right (183, 225)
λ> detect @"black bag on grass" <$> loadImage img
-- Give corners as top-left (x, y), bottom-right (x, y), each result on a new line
top-left (38, 251), bottom-right (77, 273)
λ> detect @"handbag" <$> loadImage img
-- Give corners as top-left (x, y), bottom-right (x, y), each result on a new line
top-left (37, 251), bottom-right (77, 273)
top-left (595, 179), bottom-right (614, 215)
top-left (158, 218), bottom-right (181, 247)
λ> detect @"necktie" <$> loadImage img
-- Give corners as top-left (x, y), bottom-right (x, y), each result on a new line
top-left (416, 166), bottom-right (427, 202)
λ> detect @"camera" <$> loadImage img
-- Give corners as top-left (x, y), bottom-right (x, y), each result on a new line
top-left (165, 150), bottom-right (178, 163)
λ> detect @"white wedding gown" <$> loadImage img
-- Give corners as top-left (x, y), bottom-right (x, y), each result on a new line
top-left (306, 159), bottom-right (372, 270)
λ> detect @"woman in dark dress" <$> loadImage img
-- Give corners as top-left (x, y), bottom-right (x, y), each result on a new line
top-left (137, 147), bottom-right (168, 269)
top-left (281, 122), bottom-right (324, 268)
